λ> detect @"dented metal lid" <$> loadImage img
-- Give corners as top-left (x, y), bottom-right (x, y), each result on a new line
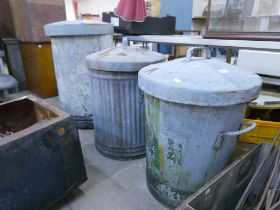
top-left (138, 47), bottom-right (262, 106)
top-left (44, 20), bottom-right (113, 36)
top-left (85, 44), bottom-right (166, 72)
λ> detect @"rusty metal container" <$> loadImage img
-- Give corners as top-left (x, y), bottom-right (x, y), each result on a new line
top-left (138, 47), bottom-right (262, 207)
top-left (85, 44), bottom-right (166, 159)
top-left (9, 0), bottom-right (66, 42)
top-left (0, 96), bottom-right (87, 210)
top-left (176, 143), bottom-right (272, 210)
top-left (44, 20), bottom-right (114, 129)
top-left (20, 42), bottom-right (57, 98)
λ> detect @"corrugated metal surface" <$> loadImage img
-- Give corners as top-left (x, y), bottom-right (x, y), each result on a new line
top-left (90, 70), bottom-right (145, 159)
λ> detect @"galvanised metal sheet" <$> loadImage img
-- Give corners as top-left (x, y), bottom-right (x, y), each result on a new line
top-left (86, 45), bottom-right (165, 159)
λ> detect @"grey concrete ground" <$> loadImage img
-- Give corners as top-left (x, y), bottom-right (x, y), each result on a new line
top-left (11, 91), bottom-right (168, 210)
top-left (51, 130), bottom-right (167, 210)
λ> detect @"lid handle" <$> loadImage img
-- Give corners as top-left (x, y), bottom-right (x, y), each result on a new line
top-left (122, 37), bottom-right (128, 46)
top-left (186, 47), bottom-right (211, 61)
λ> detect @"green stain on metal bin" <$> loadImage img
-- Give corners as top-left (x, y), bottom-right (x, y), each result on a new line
top-left (145, 94), bottom-right (161, 174)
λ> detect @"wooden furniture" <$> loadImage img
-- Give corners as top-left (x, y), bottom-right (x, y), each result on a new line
top-left (20, 42), bottom-right (57, 98)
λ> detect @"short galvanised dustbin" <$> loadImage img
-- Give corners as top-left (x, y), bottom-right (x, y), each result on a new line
top-left (138, 47), bottom-right (262, 207)
top-left (44, 20), bottom-right (113, 129)
top-left (85, 43), bottom-right (166, 159)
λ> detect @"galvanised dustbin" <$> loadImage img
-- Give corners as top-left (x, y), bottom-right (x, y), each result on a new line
top-left (138, 47), bottom-right (262, 207)
top-left (85, 44), bottom-right (166, 159)
top-left (44, 20), bottom-right (113, 129)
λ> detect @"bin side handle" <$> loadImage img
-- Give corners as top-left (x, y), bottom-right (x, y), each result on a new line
top-left (186, 46), bottom-right (211, 62)
top-left (214, 122), bottom-right (257, 150)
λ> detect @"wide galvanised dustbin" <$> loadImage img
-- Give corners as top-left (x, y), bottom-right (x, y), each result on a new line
top-left (85, 44), bottom-right (166, 159)
top-left (44, 20), bottom-right (113, 129)
top-left (138, 47), bottom-right (262, 207)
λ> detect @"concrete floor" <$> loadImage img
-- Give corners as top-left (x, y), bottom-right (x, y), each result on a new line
top-left (11, 91), bottom-right (168, 210)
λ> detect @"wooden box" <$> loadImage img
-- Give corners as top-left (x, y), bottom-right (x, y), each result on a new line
top-left (9, 0), bottom-right (66, 42)
top-left (20, 42), bottom-right (58, 98)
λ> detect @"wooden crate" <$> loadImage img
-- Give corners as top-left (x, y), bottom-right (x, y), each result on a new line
top-left (0, 0), bottom-right (15, 38)
top-left (20, 42), bottom-right (58, 98)
top-left (9, 0), bottom-right (66, 42)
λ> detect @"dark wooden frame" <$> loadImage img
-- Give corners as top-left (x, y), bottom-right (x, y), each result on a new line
top-left (205, 0), bottom-right (280, 41)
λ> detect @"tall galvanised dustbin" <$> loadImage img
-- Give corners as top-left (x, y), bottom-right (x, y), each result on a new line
top-left (85, 44), bottom-right (166, 159)
top-left (138, 47), bottom-right (262, 207)
top-left (44, 20), bottom-right (113, 128)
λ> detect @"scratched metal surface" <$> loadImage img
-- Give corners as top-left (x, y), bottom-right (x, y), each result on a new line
top-left (89, 70), bottom-right (145, 159)
top-left (48, 28), bottom-right (113, 128)
top-left (144, 93), bottom-right (249, 208)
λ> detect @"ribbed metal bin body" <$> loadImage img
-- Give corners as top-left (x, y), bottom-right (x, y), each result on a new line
top-left (144, 94), bottom-right (247, 207)
top-left (45, 21), bottom-right (113, 128)
top-left (50, 35), bottom-right (113, 128)
top-left (86, 45), bottom-right (166, 159)
top-left (89, 70), bottom-right (144, 159)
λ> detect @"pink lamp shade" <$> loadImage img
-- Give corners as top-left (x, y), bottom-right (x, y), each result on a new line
top-left (115, 0), bottom-right (147, 22)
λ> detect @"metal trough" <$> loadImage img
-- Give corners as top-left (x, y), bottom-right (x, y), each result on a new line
top-left (0, 96), bottom-right (87, 210)
top-left (177, 143), bottom-right (272, 210)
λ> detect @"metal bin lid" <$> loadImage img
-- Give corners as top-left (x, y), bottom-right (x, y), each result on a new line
top-left (44, 20), bottom-right (113, 37)
top-left (138, 47), bottom-right (262, 107)
top-left (85, 45), bottom-right (166, 72)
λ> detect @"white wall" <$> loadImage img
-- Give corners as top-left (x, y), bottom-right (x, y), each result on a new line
top-left (78, 0), bottom-right (119, 16)
top-left (65, 0), bottom-right (76, 20)
top-left (192, 0), bottom-right (208, 17)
